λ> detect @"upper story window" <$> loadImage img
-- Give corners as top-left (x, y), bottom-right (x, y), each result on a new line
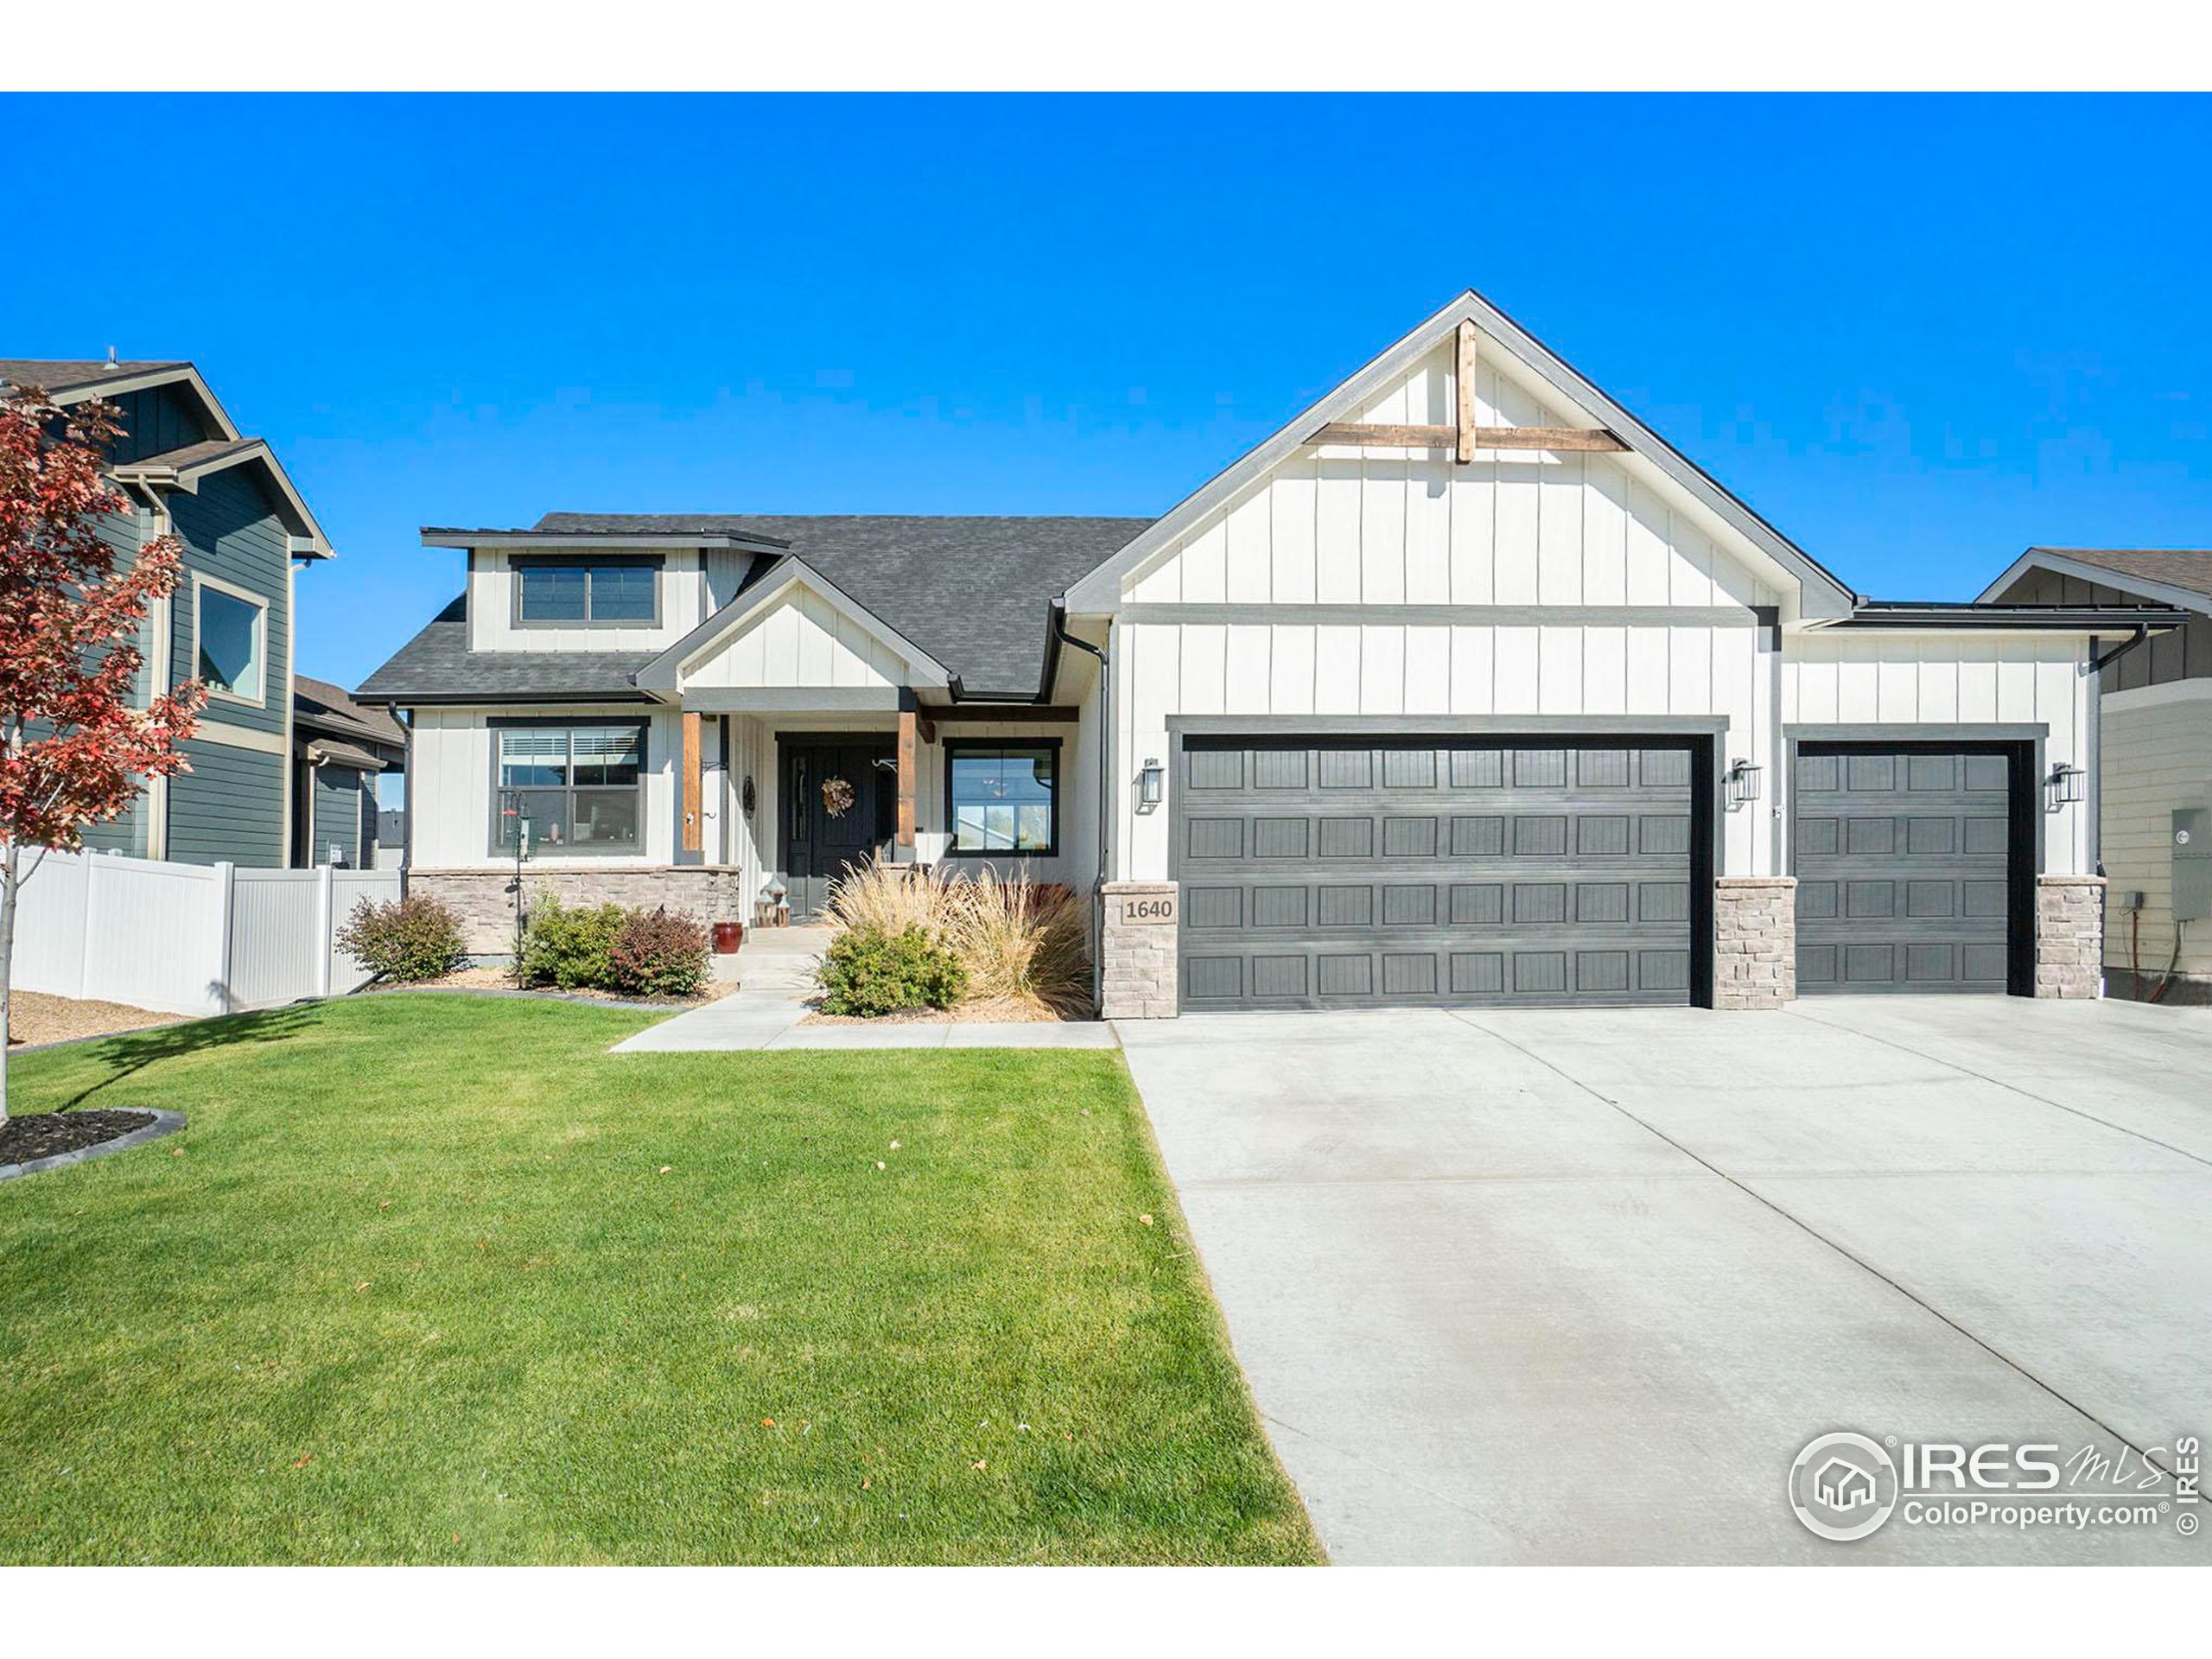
top-left (195, 579), bottom-right (267, 703)
top-left (513, 555), bottom-right (661, 626)
top-left (946, 741), bottom-right (1058, 855)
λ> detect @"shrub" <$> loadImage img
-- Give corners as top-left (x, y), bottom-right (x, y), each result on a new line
top-left (335, 893), bottom-right (467, 983)
top-left (817, 924), bottom-right (967, 1017)
top-left (821, 861), bottom-right (957, 942)
top-left (943, 868), bottom-right (1092, 1017)
top-left (518, 893), bottom-right (627, 990)
top-left (609, 907), bottom-right (710, 999)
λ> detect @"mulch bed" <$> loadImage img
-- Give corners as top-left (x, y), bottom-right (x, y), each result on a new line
top-left (0, 1109), bottom-right (158, 1168)
top-left (367, 966), bottom-right (737, 1007)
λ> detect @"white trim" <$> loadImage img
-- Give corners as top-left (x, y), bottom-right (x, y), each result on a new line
top-left (634, 559), bottom-right (952, 694)
top-left (193, 718), bottom-right (287, 755)
top-left (1062, 288), bottom-right (1857, 620)
top-left (144, 498), bottom-right (175, 861)
top-left (1978, 549), bottom-right (2212, 616)
top-left (282, 557), bottom-right (296, 861)
top-left (190, 572), bottom-right (270, 706)
top-left (2100, 678), bottom-right (2212, 715)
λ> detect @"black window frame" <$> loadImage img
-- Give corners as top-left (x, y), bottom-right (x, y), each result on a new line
top-left (943, 737), bottom-right (1061, 858)
top-left (487, 716), bottom-right (652, 857)
top-left (511, 553), bottom-right (665, 629)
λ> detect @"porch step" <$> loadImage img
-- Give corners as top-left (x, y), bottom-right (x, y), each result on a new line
top-left (731, 924), bottom-right (835, 994)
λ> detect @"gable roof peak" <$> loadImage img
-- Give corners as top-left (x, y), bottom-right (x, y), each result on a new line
top-left (1063, 287), bottom-right (1858, 619)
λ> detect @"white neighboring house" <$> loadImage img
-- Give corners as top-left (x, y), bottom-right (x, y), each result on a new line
top-left (1980, 549), bottom-right (2212, 1001)
top-left (360, 290), bottom-right (2185, 1013)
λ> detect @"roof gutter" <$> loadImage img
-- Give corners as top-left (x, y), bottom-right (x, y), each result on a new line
top-left (1826, 603), bottom-right (2192, 632)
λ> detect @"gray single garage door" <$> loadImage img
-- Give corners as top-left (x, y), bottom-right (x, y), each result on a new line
top-left (1793, 741), bottom-right (2027, 995)
top-left (1174, 736), bottom-right (1705, 1011)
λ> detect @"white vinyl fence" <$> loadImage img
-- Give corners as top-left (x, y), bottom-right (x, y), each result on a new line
top-left (10, 849), bottom-right (400, 1017)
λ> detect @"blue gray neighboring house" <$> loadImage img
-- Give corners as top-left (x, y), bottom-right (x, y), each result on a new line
top-left (292, 676), bottom-right (404, 868)
top-left (0, 356), bottom-right (336, 868)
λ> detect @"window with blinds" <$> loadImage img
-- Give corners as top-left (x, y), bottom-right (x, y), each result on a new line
top-left (493, 723), bottom-right (646, 854)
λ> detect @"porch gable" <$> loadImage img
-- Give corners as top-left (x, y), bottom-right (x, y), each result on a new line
top-left (633, 558), bottom-right (950, 702)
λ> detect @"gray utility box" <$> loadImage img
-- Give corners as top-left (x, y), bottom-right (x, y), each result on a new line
top-left (2175, 807), bottom-right (2212, 923)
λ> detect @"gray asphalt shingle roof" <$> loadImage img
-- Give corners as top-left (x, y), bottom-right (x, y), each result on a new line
top-left (2029, 548), bottom-right (2212, 604)
top-left (359, 513), bottom-right (1153, 704)
top-left (357, 595), bottom-right (664, 704)
top-left (0, 359), bottom-right (188, 395)
top-left (296, 675), bottom-right (407, 746)
top-left (538, 513), bottom-right (1151, 695)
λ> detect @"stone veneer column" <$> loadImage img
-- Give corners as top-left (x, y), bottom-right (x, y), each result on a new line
top-left (1712, 875), bottom-right (1796, 1010)
top-left (1098, 881), bottom-right (1179, 1019)
top-left (406, 868), bottom-right (753, 956)
top-left (2034, 874), bottom-right (2106, 999)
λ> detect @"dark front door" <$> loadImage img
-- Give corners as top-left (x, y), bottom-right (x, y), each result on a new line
top-left (781, 738), bottom-right (896, 918)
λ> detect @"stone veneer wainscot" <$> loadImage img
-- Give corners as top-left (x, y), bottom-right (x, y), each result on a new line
top-left (2034, 874), bottom-right (2106, 999)
top-left (1099, 881), bottom-right (1179, 1020)
top-left (409, 868), bottom-right (753, 956)
top-left (1712, 875), bottom-right (1796, 1010)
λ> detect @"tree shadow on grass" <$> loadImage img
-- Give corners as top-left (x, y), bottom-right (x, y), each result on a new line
top-left (62, 1002), bottom-right (321, 1109)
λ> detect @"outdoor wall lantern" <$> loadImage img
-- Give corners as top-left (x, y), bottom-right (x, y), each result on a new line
top-left (1724, 758), bottom-right (1764, 811)
top-left (2045, 761), bottom-right (2087, 810)
top-left (1137, 757), bottom-right (1165, 812)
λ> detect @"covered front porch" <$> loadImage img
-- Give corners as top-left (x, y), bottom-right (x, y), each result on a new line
top-left (639, 555), bottom-right (1096, 921)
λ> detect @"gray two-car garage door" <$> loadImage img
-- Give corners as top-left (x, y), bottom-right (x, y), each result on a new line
top-left (1175, 736), bottom-right (1707, 1011)
top-left (1792, 741), bottom-right (2028, 995)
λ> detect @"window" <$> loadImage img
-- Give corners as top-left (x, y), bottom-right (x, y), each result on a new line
top-left (947, 741), bottom-right (1058, 855)
top-left (195, 582), bottom-right (266, 702)
top-left (492, 722), bottom-right (647, 855)
top-left (514, 556), bottom-right (661, 626)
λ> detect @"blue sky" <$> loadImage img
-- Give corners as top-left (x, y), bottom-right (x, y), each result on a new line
top-left (6, 93), bottom-right (2209, 691)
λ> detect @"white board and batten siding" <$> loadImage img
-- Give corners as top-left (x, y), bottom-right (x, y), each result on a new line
top-left (680, 582), bottom-right (906, 690)
top-left (1781, 632), bottom-right (2094, 876)
top-left (12, 849), bottom-right (397, 1017)
top-left (409, 704), bottom-right (679, 872)
top-left (466, 548), bottom-right (715, 654)
top-left (1111, 336), bottom-right (1785, 882)
top-left (1127, 340), bottom-right (1783, 613)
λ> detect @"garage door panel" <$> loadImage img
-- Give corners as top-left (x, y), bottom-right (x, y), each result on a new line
top-left (1175, 735), bottom-right (1701, 1010)
top-left (1794, 741), bottom-right (2019, 996)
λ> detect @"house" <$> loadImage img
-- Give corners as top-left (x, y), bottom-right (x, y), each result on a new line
top-left (359, 290), bottom-right (2185, 1011)
top-left (0, 356), bottom-right (335, 867)
top-left (292, 676), bottom-right (405, 868)
top-left (1979, 550), bottom-right (2212, 1001)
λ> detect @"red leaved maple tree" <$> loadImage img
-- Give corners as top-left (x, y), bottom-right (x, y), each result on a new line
top-left (0, 387), bottom-right (206, 1122)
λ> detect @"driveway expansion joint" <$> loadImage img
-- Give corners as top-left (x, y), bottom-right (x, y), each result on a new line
top-left (1454, 1009), bottom-right (2178, 1484)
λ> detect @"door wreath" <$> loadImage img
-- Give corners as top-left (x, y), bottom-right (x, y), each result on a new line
top-left (820, 775), bottom-right (855, 818)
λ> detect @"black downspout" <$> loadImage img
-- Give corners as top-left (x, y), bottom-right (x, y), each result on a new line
top-left (387, 702), bottom-right (412, 889)
top-left (1052, 601), bottom-right (1110, 1010)
top-left (2092, 626), bottom-right (2152, 676)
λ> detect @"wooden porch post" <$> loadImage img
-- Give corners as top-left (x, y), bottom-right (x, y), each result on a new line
top-left (681, 711), bottom-right (703, 857)
top-left (896, 708), bottom-right (918, 855)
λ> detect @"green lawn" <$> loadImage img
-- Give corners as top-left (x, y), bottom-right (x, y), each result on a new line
top-left (0, 996), bottom-right (1318, 1564)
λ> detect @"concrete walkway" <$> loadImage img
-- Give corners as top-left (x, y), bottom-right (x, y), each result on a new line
top-left (1120, 995), bottom-right (2212, 1566)
top-left (612, 925), bottom-right (1116, 1052)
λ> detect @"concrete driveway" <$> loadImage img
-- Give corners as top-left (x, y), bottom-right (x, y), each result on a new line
top-left (1118, 996), bottom-right (2212, 1564)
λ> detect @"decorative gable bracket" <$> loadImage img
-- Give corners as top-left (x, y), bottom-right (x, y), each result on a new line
top-left (1309, 323), bottom-right (1627, 460)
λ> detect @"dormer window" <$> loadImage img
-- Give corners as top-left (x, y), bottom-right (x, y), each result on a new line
top-left (513, 554), bottom-right (662, 626)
